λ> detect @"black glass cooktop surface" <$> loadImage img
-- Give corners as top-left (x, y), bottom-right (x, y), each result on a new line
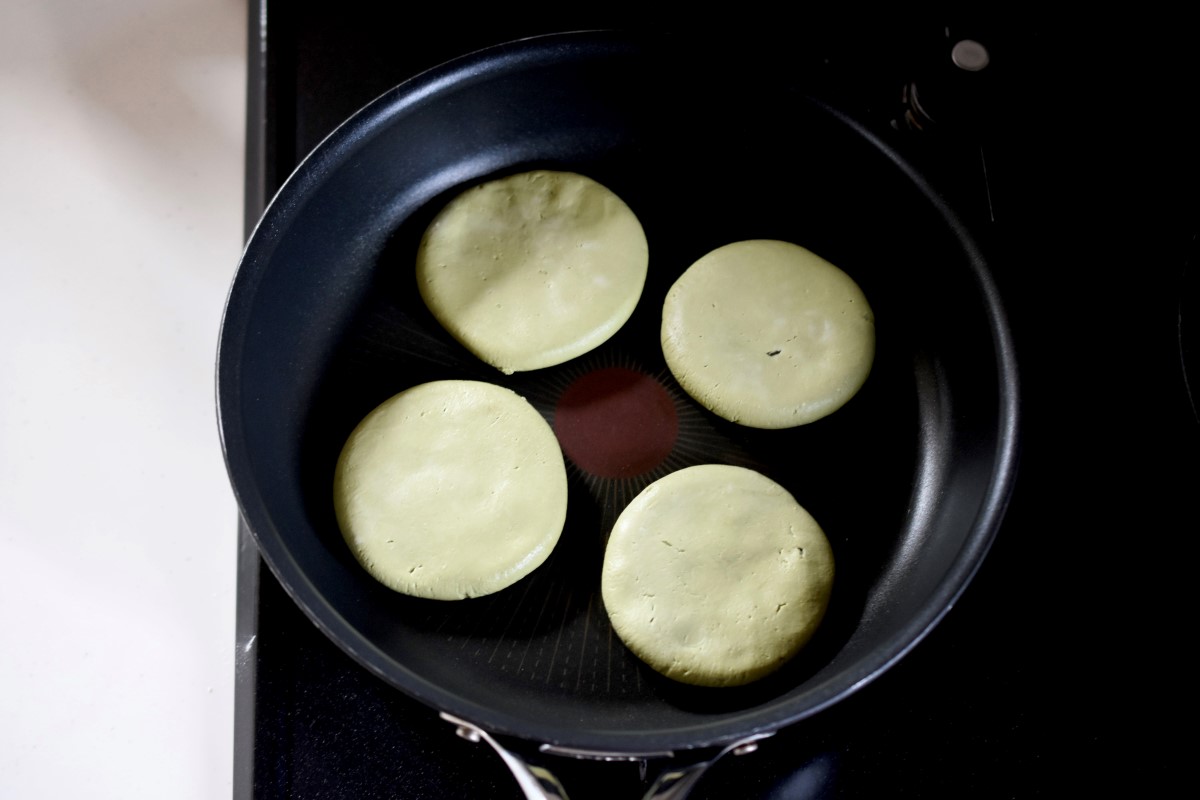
top-left (231, 10), bottom-right (1196, 798)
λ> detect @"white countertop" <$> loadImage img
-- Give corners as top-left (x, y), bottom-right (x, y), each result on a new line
top-left (1, 1), bottom-right (245, 796)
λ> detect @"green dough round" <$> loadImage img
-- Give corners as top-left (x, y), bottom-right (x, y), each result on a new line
top-left (601, 464), bottom-right (834, 687)
top-left (661, 239), bottom-right (874, 428)
top-left (333, 380), bottom-right (567, 600)
top-left (417, 170), bottom-right (649, 374)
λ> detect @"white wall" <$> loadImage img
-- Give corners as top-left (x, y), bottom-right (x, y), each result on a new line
top-left (0, 1), bottom-right (245, 797)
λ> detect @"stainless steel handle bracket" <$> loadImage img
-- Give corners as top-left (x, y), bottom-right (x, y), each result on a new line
top-left (441, 712), bottom-right (773, 800)
top-left (441, 713), bottom-right (570, 800)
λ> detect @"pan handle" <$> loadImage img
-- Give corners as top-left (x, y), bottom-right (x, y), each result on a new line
top-left (633, 733), bottom-right (774, 800)
top-left (442, 713), bottom-right (569, 800)
top-left (441, 712), bottom-right (772, 800)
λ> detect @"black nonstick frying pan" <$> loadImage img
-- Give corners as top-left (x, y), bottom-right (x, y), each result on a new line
top-left (217, 31), bottom-right (1018, 795)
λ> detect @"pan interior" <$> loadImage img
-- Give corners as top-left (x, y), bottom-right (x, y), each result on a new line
top-left (219, 34), bottom-right (1014, 751)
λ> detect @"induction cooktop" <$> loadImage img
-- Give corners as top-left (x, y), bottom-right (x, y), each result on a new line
top-left (230, 10), bottom-right (1196, 798)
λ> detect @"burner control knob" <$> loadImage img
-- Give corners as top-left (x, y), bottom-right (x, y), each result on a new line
top-left (903, 37), bottom-right (992, 132)
top-left (951, 39), bottom-right (991, 71)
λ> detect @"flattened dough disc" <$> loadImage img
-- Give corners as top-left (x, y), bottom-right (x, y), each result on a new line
top-left (601, 464), bottom-right (834, 687)
top-left (417, 170), bottom-right (649, 373)
top-left (333, 380), bottom-right (568, 600)
top-left (661, 239), bottom-right (874, 428)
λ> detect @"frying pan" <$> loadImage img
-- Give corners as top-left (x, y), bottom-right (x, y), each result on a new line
top-left (217, 31), bottom-right (1018, 794)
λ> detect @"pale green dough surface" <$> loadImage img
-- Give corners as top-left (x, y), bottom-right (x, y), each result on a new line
top-left (417, 170), bottom-right (648, 374)
top-left (333, 380), bottom-right (567, 600)
top-left (601, 465), bottom-right (834, 687)
top-left (662, 239), bottom-right (875, 428)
